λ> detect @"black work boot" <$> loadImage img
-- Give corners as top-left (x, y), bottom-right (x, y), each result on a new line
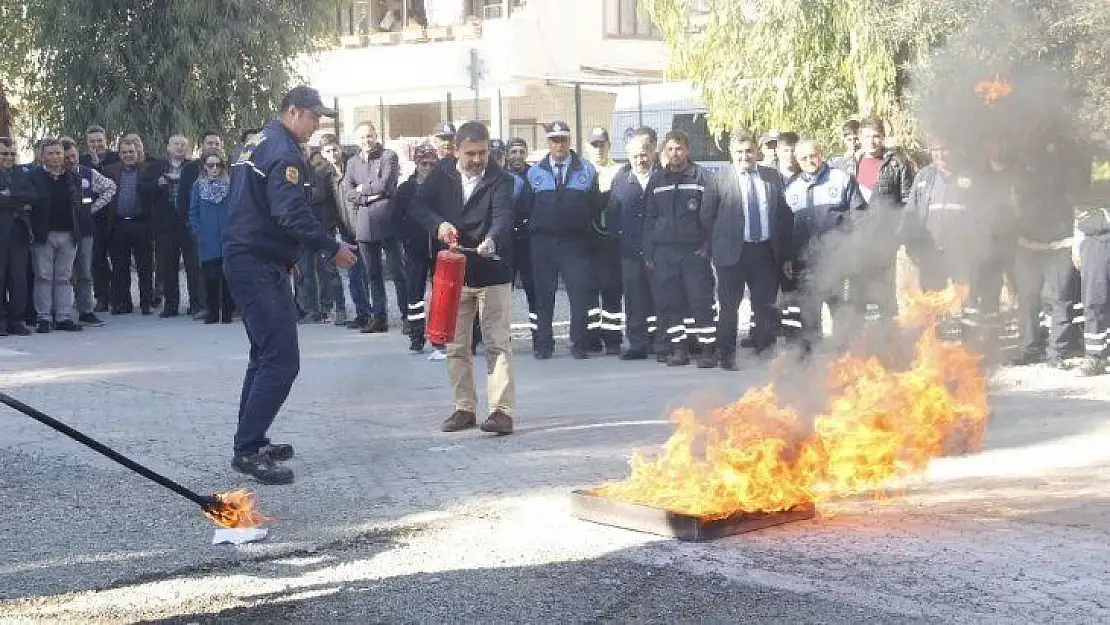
top-left (696, 347), bottom-right (718, 369)
top-left (232, 452), bottom-right (294, 485)
top-left (719, 350), bottom-right (738, 371)
top-left (259, 443), bottom-right (295, 462)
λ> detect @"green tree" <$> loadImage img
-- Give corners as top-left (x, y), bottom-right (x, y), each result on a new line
top-left (643, 0), bottom-right (941, 145)
top-left (0, 0), bottom-right (338, 150)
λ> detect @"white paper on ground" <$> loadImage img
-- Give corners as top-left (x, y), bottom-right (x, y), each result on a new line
top-left (212, 527), bottom-right (269, 545)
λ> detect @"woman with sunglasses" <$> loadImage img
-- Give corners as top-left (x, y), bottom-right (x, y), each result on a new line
top-left (188, 148), bottom-right (236, 323)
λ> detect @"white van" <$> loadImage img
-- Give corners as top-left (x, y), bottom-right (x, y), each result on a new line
top-left (609, 81), bottom-right (730, 173)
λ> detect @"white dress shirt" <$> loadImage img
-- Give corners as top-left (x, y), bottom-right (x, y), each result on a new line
top-left (459, 164), bottom-right (484, 203)
top-left (735, 163), bottom-right (769, 243)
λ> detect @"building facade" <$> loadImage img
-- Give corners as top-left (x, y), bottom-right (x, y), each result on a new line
top-left (298, 0), bottom-right (675, 153)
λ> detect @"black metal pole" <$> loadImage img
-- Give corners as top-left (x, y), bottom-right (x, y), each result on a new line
top-left (446, 91), bottom-right (453, 123)
top-left (0, 392), bottom-right (215, 508)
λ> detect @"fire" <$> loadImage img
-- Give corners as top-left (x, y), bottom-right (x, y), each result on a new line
top-left (974, 74), bottom-right (1013, 106)
top-left (202, 489), bottom-right (268, 528)
top-left (594, 285), bottom-right (988, 518)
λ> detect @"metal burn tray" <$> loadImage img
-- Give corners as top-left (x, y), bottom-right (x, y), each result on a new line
top-left (570, 489), bottom-right (816, 542)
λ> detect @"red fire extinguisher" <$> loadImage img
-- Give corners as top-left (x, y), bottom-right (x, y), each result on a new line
top-left (425, 247), bottom-right (467, 344)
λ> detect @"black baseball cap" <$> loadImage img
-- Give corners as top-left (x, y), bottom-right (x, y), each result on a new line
top-left (281, 86), bottom-right (336, 117)
top-left (588, 127), bottom-right (610, 144)
top-left (433, 122), bottom-right (457, 139)
top-left (545, 121), bottom-right (571, 139)
top-left (490, 139), bottom-right (506, 154)
top-left (506, 137), bottom-right (528, 150)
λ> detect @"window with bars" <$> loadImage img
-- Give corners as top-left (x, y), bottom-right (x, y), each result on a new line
top-left (603, 0), bottom-right (661, 40)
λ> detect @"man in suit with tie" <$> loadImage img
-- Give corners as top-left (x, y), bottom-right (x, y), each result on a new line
top-left (702, 129), bottom-right (795, 370)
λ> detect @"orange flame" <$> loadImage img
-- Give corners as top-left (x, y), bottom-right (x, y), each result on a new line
top-left (202, 489), bottom-right (268, 528)
top-left (594, 285), bottom-right (988, 518)
top-left (975, 74), bottom-right (1013, 106)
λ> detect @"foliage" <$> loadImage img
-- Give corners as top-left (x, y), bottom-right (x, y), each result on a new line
top-left (644, 0), bottom-right (1109, 151)
top-left (0, 0), bottom-right (337, 151)
top-left (644, 0), bottom-right (927, 146)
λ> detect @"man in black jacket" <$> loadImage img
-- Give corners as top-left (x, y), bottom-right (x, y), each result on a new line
top-left (839, 115), bottom-right (913, 328)
top-left (140, 134), bottom-right (204, 317)
top-left (0, 137), bottom-right (35, 336)
top-left (26, 139), bottom-right (85, 332)
top-left (702, 130), bottom-right (794, 369)
top-left (606, 129), bottom-right (661, 360)
top-left (408, 121), bottom-right (517, 436)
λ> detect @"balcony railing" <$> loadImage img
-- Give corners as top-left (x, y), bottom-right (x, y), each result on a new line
top-left (335, 0), bottom-right (527, 48)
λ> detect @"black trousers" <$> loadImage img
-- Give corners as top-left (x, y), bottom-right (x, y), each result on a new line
top-left (532, 234), bottom-right (592, 353)
top-left (586, 238), bottom-right (623, 348)
top-left (654, 244), bottom-right (717, 352)
top-left (403, 236), bottom-right (433, 344)
top-left (715, 242), bottom-right (778, 353)
top-left (513, 235), bottom-right (537, 340)
top-left (109, 219), bottom-right (154, 310)
top-left (778, 260), bottom-right (842, 346)
top-left (202, 258), bottom-right (236, 320)
top-left (917, 247), bottom-right (1005, 345)
top-left (225, 254), bottom-right (300, 456)
top-left (92, 214), bottom-right (112, 304)
top-left (622, 255), bottom-right (661, 353)
top-left (1014, 247), bottom-right (1077, 358)
top-left (0, 221), bottom-right (31, 325)
top-left (1080, 236), bottom-right (1110, 358)
top-left (155, 222), bottom-right (204, 313)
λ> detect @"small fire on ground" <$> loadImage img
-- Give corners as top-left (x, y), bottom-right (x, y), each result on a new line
top-left (975, 74), bottom-right (1013, 106)
top-left (203, 489), bottom-right (268, 528)
top-left (595, 285), bottom-right (989, 519)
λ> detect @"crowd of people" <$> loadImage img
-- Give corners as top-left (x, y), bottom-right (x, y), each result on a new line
top-left (4, 83), bottom-right (1104, 484)
top-left (0, 107), bottom-right (1103, 379)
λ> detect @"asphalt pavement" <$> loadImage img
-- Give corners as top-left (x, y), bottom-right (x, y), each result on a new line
top-left (1, 287), bottom-right (1108, 624)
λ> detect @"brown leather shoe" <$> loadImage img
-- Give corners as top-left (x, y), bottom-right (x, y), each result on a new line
top-left (441, 410), bottom-right (477, 432)
top-left (480, 411), bottom-right (514, 435)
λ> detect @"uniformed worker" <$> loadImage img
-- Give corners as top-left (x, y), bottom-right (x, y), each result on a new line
top-left (1010, 137), bottom-right (1085, 368)
top-left (782, 139), bottom-right (863, 351)
top-left (223, 85), bottom-right (358, 484)
top-left (526, 120), bottom-right (602, 359)
top-left (432, 122), bottom-right (457, 159)
top-left (643, 130), bottom-right (718, 367)
top-left (606, 128), bottom-right (662, 360)
top-left (585, 126), bottom-right (624, 354)
top-left (1072, 180), bottom-right (1110, 376)
top-left (903, 137), bottom-right (1006, 351)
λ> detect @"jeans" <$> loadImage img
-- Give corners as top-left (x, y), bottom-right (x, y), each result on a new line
top-left (341, 233), bottom-right (371, 319)
top-left (358, 238), bottom-right (408, 321)
top-left (296, 247), bottom-right (344, 316)
top-left (33, 231), bottom-right (78, 322)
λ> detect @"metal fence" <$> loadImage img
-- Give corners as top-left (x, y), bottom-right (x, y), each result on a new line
top-left (331, 80), bottom-right (727, 167)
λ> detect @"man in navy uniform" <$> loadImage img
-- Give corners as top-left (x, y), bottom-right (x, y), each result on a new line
top-left (223, 85), bottom-right (358, 484)
top-left (526, 120), bottom-right (602, 360)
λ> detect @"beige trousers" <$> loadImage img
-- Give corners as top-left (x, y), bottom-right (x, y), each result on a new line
top-left (446, 282), bottom-right (515, 416)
